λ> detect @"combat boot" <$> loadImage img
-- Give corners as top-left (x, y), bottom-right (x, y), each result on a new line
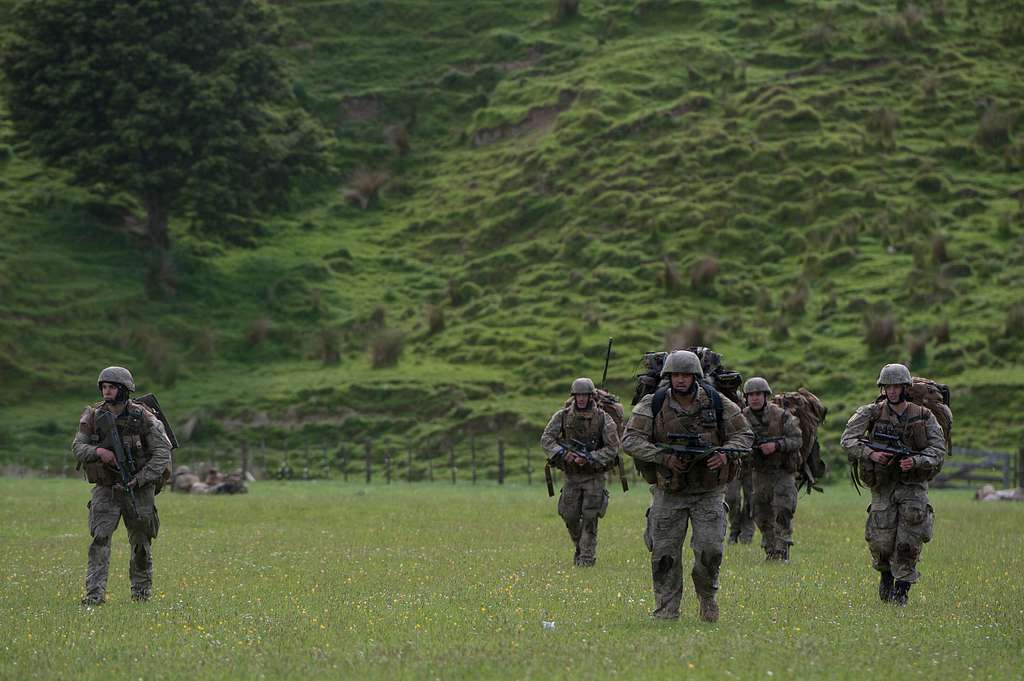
top-left (891, 580), bottom-right (912, 607)
top-left (698, 595), bottom-right (719, 623)
top-left (80, 595), bottom-right (105, 607)
top-left (878, 571), bottom-right (894, 602)
top-left (131, 589), bottom-right (152, 602)
top-left (780, 546), bottom-right (790, 563)
top-left (577, 558), bottom-right (596, 568)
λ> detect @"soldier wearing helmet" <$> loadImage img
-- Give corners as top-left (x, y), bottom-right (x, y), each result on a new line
top-left (741, 377), bottom-right (802, 562)
top-left (840, 363), bottom-right (946, 606)
top-left (540, 377), bottom-right (621, 567)
top-left (72, 366), bottom-right (172, 606)
top-left (622, 350), bottom-right (753, 623)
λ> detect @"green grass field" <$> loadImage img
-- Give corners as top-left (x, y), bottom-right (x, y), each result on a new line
top-left (1, 479), bottom-right (1022, 681)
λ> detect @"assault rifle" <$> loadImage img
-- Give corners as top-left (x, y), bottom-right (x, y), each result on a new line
top-left (660, 433), bottom-right (748, 483)
top-left (94, 410), bottom-right (140, 518)
top-left (553, 438), bottom-right (629, 494)
top-left (858, 433), bottom-right (937, 467)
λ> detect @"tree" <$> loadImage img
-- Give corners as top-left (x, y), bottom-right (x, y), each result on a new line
top-left (1, 0), bottom-right (330, 250)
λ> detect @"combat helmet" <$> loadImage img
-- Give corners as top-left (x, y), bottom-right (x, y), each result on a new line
top-left (661, 350), bottom-right (704, 378)
top-left (743, 377), bottom-right (772, 395)
top-left (570, 377), bottom-right (597, 395)
top-left (876, 363), bottom-right (912, 387)
top-left (97, 366), bottom-right (135, 392)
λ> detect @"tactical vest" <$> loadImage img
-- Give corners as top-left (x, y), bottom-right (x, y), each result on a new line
top-left (651, 387), bottom-right (739, 492)
top-left (560, 404), bottom-right (611, 474)
top-left (82, 401), bottom-right (158, 488)
top-left (744, 404), bottom-right (794, 472)
top-left (860, 401), bottom-right (932, 486)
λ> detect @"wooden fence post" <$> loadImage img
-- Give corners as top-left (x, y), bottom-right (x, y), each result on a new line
top-left (449, 445), bottom-right (456, 484)
top-left (341, 447), bottom-right (349, 482)
top-left (386, 454), bottom-right (392, 484)
top-left (428, 453), bottom-right (434, 482)
top-left (407, 448), bottom-right (413, 483)
top-left (241, 440), bottom-right (249, 481)
top-left (471, 436), bottom-right (477, 485)
top-left (525, 445), bottom-right (532, 485)
top-left (497, 438), bottom-right (505, 485)
top-left (365, 441), bottom-right (372, 484)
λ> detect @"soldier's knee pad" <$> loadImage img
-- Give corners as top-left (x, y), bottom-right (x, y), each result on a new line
top-left (697, 548), bottom-right (723, 571)
top-left (91, 534), bottom-right (111, 547)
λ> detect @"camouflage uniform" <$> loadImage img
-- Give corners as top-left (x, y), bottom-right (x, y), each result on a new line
top-left (73, 396), bottom-right (171, 603)
top-left (840, 366), bottom-right (946, 604)
top-left (724, 465), bottom-right (754, 544)
top-left (743, 402), bottom-right (803, 560)
top-left (540, 398), bottom-right (620, 566)
top-left (623, 384), bottom-right (753, 620)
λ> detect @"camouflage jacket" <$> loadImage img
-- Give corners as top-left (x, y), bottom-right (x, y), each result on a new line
top-left (73, 400), bottom-right (172, 487)
top-left (840, 400), bottom-right (946, 492)
top-left (743, 403), bottom-right (803, 472)
top-left (623, 385), bottom-right (753, 491)
top-left (540, 402), bottom-right (620, 478)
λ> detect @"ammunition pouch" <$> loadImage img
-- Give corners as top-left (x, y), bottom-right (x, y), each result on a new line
top-left (83, 462), bottom-right (117, 486)
top-left (635, 460), bottom-right (659, 484)
top-left (656, 455), bottom-right (739, 492)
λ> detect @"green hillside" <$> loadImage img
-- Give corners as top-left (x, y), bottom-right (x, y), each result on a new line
top-left (2, 0), bottom-right (1023, 476)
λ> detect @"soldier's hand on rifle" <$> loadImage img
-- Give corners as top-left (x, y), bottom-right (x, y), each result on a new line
top-left (898, 457), bottom-right (914, 471)
top-left (706, 451), bottom-right (727, 470)
top-left (96, 447), bottom-right (116, 466)
top-left (759, 441), bottom-right (778, 456)
top-left (665, 456), bottom-right (688, 475)
top-left (868, 450), bottom-right (892, 464)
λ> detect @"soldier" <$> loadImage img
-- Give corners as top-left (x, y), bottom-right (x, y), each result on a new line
top-left (540, 377), bottom-right (621, 567)
top-left (623, 351), bottom-right (753, 622)
top-left (724, 448), bottom-right (755, 544)
top-left (742, 377), bottom-right (803, 562)
top-left (73, 367), bottom-right (171, 605)
top-left (840, 363), bottom-right (946, 606)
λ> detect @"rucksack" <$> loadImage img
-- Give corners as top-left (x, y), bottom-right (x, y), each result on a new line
top-left (906, 377), bottom-right (953, 452)
top-left (631, 346), bottom-right (744, 408)
top-left (771, 387), bottom-right (828, 493)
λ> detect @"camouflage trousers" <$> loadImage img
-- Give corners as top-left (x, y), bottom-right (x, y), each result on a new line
top-left (865, 486), bottom-right (934, 583)
top-left (644, 485), bottom-right (727, 619)
top-left (753, 469), bottom-right (798, 555)
top-left (557, 474), bottom-right (609, 565)
top-left (85, 484), bottom-right (160, 601)
top-left (725, 466), bottom-right (754, 543)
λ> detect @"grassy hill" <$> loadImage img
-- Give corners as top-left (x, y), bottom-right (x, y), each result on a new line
top-left (2, 0), bottom-right (1023, 476)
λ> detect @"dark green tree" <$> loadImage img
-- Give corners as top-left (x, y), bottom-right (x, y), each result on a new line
top-left (1, 0), bottom-right (330, 250)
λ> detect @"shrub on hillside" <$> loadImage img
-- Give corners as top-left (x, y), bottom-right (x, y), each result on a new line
top-left (343, 169), bottom-right (388, 209)
top-left (864, 315), bottom-right (897, 350)
top-left (977, 105), bottom-right (1016, 148)
top-left (661, 257), bottom-right (682, 292)
top-left (1006, 303), bottom-right (1024, 337)
top-left (425, 304), bottom-right (445, 335)
top-left (866, 14), bottom-right (910, 45)
top-left (930, 0), bottom-right (948, 25)
top-left (690, 256), bottom-right (719, 290)
top-left (784, 282), bottom-right (810, 315)
top-left (933, 319), bottom-right (950, 344)
top-left (247, 317), bottom-right (270, 347)
top-left (195, 328), bottom-right (217, 362)
top-left (315, 327), bottom-right (341, 365)
top-left (908, 334), bottom-right (928, 367)
top-left (664, 321), bottom-right (706, 350)
top-left (552, 0), bottom-right (580, 21)
top-left (803, 22), bottom-right (840, 51)
top-left (866, 107), bottom-right (900, 147)
top-left (384, 124), bottom-right (410, 156)
top-left (931, 234), bottom-right (949, 264)
top-left (370, 305), bottom-right (387, 326)
top-left (370, 328), bottom-right (404, 368)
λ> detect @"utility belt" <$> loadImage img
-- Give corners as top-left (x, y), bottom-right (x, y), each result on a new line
top-left (81, 457), bottom-right (152, 487)
top-left (857, 459), bottom-right (934, 487)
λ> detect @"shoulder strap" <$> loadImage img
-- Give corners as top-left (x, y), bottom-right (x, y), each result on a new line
top-left (654, 383), bottom-right (725, 440)
top-left (700, 380), bottom-right (726, 442)
top-left (652, 386), bottom-right (670, 421)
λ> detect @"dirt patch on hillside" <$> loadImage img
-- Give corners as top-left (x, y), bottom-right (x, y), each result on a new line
top-left (473, 90), bottom-right (576, 146)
